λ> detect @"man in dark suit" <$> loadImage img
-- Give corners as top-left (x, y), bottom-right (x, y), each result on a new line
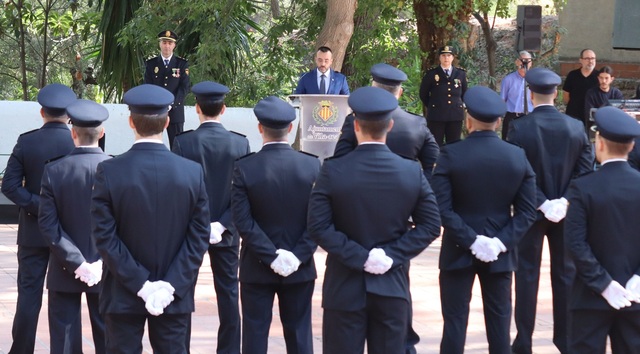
top-left (91, 84), bottom-right (210, 353)
top-left (231, 96), bottom-right (321, 354)
top-left (294, 46), bottom-right (350, 95)
top-left (419, 45), bottom-right (468, 146)
top-left (39, 99), bottom-right (111, 354)
top-left (308, 87), bottom-right (442, 354)
top-left (507, 67), bottom-right (594, 354)
top-left (564, 106), bottom-right (640, 353)
top-left (1, 83), bottom-right (76, 354)
top-left (172, 81), bottom-right (249, 353)
top-left (431, 86), bottom-right (537, 354)
top-left (334, 63), bottom-right (439, 181)
top-left (144, 30), bottom-right (191, 148)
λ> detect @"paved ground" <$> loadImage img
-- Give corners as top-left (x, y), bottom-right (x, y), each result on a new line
top-left (0, 223), bottom-right (564, 353)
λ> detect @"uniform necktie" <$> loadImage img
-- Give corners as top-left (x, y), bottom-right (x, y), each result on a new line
top-left (164, 59), bottom-right (169, 66)
top-left (445, 69), bottom-right (450, 77)
top-left (320, 74), bottom-right (326, 94)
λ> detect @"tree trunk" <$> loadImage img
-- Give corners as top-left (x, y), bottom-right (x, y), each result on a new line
top-left (473, 12), bottom-right (497, 89)
top-left (314, 0), bottom-right (357, 71)
top-left (12, 0), bottom-right (29, 99)
top-left (270, 0), bottom-right (280, 18)
top-left (40, 0), bottom-right (52, 88)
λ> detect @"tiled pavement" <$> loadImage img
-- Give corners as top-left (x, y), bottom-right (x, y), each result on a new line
top-left (0, 223), bottom-right (564, 353)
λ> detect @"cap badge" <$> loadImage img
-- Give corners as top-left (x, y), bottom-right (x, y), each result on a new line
top-left (435, 74), bottom-right (439, 82)
top-left (165, 31), bottom-right (171, 37)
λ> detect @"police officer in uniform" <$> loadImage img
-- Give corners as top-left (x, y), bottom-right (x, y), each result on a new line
top-left (432, 86), bottom-right (537, 354)
top-left (231, 96), bottom-right (321, 354)
top-left (39, 99), bottom-right (111, 354)
top-left (565, 106), bottom-right (640, 353)
top-left (507, 68), bottom-right (594, 354)
top-left (144, 30), bottom-right (190, 148)
top-left (419, 45), bottom-right (468, 146)
top-left (172, 81), bottom-right (249, 353)
top-left (308, 87), bottom-right (442, 354)
top-left (334, 63), bottom-right (439, 182)
top-left (1, 83), bottom-right (76, 354)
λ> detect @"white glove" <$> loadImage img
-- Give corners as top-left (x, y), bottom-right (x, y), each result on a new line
top-left (209, 222), bottom-right (226, 244)
top-left (364, 248), bottom-right (393, 275)
top-left (601, 281), bottom-right (633, 310)
top-left (74, 260), bottom-right (103, 287)
top-left (145, 286), bottom-right (175, 316)
top-left (470, 235), bottom-right (499, 262)
top-left (541, 198), bottom-right (568, 223)
top-left (270, 249), bottom-right (301, 277)
top-left (625, 275), bottom-right (640, 303)
top-left (490, 237), bottom-right (507, 253)
top-left (137, 280), bottom-right (175, 302)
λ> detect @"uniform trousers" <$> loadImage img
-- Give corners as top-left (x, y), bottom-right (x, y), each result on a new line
top-left (48, 291), bottom-right (105, 354)
top-left (208, 244), bottom-right (241, 354)
top-left (439, 267), bottom-right (512, 354)
top-left (323, 293), bottom-right (408, 354)
top-left (241, 281), bottom-right (314, 354)
top-left (571, 308), bottom-right (640, 354)
top-left (104, 313), bottom-right (189, 354)
top-left (513, 219), bottom-right (574, 354)
top-left (166, 122), bottom-right (184, 150)
top-left (426, 120), bottom-right (462, 147)
top-left (9, 246), bottom-right (49, 354)
top-left (501, 112), bottom-right (525, 140)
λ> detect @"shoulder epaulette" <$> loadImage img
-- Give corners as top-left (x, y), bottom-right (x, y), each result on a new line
top-left (427, 66), bottom-right (438, 71)
top-left (236, 152), bottom-right (255, 161)
top-left (176, 56), bottom-right (188, 62)
top-left (19, 128), bottom-right (38, 137)
top-left (298, 150), bottom-right (319, 158)
top-left (230, 130), bottom-right (247, 138)
top-left (145, 56), bottom-right (157, 63)
top-left (456, 67), bottom-right (466, 71)
top-left (175, 129), bottom-right (194, 137)
top-left (45, 155), bottom-right (66, 164)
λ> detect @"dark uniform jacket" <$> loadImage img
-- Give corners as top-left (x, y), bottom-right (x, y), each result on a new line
top-left (1, 122), bottom-right (75, 247)
top-left (231, 143), bottom-right (320, 284)
top-left (565, 161), bottom-right (640, 311)
top-left (333, 108), bottom-right (439, 180)
top-left (507, 105), bottom-right (594, 210)
top-left (308, 144), bottom-right (441, 311)
top-left (172, 122), bottom-right (250, 247)
top-left (39, 147), bottom-right (110, 293)
top-left (419, 66), bottom-right (468, 122)
top-left (431, 131), bottom-right (537, 272)
top-left (91, 143), bottom-right (210, 314)
top-left (144, 56), bottom-right (190, 124)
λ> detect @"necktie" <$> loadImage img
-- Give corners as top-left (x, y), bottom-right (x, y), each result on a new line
top-left (445, 69), bottom-right (450, 77)
top-left (320, 74), bottom-right (326, 94)
top-left (164, 59), bottom-right (169, 66)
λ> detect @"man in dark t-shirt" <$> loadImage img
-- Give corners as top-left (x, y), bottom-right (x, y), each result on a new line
top-left (563, 49), bottom-right (599, 125)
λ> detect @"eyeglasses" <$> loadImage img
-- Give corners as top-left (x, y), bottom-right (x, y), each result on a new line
top-left (581, 57), bottom-right (596, 61)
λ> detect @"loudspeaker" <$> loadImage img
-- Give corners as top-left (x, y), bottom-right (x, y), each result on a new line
top-left (517, 5), bottom-right (542, 52)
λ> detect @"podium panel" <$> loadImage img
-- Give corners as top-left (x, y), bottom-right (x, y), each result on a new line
top-left (289, 94), bottom-right (350, 161)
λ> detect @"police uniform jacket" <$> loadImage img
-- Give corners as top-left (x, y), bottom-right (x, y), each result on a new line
top-left (308, 144), bottom-right (441, 311)
top-left (91, 143), bottom-right (210, 314)
top-left (294, 68), bottom-right (350, 95)
top-left (333, 108), bottom-right (439, 180)
top-left (419, 66), bottom-right (467, 122)
top-left (1, 122), bottom-right (75, 247)
top-left (564, 161), bottom-right (640, 311)
top-left (232, 143), bottom-right (320, 284)
top-left (144, 56), bottom-right (190, 124)
top-left (172, 122), bottom-right (250, 247)
top-left (39, 147), bottom-right (110, 293)
top-left (431, 131), bottom-right (537, 272)
top-left (507, 105), bottom-right (593, 211)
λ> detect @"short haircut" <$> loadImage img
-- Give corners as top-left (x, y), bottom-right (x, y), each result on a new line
top-left (72, 126), bottom-right (102, 145)
top-left (317, 46), bottom-right (332, 54)
top-left (356, 118), bottom-right (391, 139)
top-left (261, 125), bottom-right (289, 140)
top-left (372, 81), bottom-right (401, 96)
top-left (518, 50), bottom-right (532, 58)
top-left (197, 99), bottom-right (225, 117)
top-left (580, 48), bottom-right (594, 58)
top-left (599, 65), bottom-right (614, 76)
top-left (600, 134), bottom-right (634, 155)
top-left (131, 112), bottom-right (167, 136)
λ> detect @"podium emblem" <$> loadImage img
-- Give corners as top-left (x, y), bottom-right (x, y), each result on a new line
top-left (313, 100), bottom-right (339, 126)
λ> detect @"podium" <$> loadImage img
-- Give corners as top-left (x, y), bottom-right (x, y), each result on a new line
top-left (289, 94), bottom-right (351, 161)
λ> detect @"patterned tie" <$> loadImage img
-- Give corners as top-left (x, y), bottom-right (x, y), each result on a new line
top-left (445, 68), bottom-right (450, 77)
top-left (164, 59), bottom-right (169, 66)
top-left (320, 74), bottom-right (326, 94)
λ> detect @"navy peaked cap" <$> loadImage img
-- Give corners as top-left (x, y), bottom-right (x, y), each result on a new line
top-left (464, 86), bottom-right (507, 123)
top-left (348, 86), bottom-right (398, 121)
top-left (37, 83), bottom-right (77, 116)
top-left (371, 63), bottom-right (407, 86)
top-left (525, 67), bottom-right (561, 94)
top-left (123, 84), bottom-right (174, 115)
top-left (158, 30), bottom-right (178, 41)
top-left (192, 81), bottom-right (229, 102)
top-left (594, 106), bottom-right (640, 143)
top-left (254, 96), bottom-right (296, 129)
top-left (67, 99), bottom-right (109, 127)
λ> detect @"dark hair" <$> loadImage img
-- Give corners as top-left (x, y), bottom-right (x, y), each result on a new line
top-left (580, 48), bottom-right (594, 58)
top-left (131, 113), bottom-right (167, 136)
top-left (72, 126), bottom-right (102, 145)
top-left (317, 46), bottom-right (332, 54)
top-left (356, 118), bottom-right (391, 139)
top-left (197, 99), bottom-right (225, 117)
top-left (598, 65), bottom-right (614, 76)
top-left (261, 125), bottom-right (289, 140)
